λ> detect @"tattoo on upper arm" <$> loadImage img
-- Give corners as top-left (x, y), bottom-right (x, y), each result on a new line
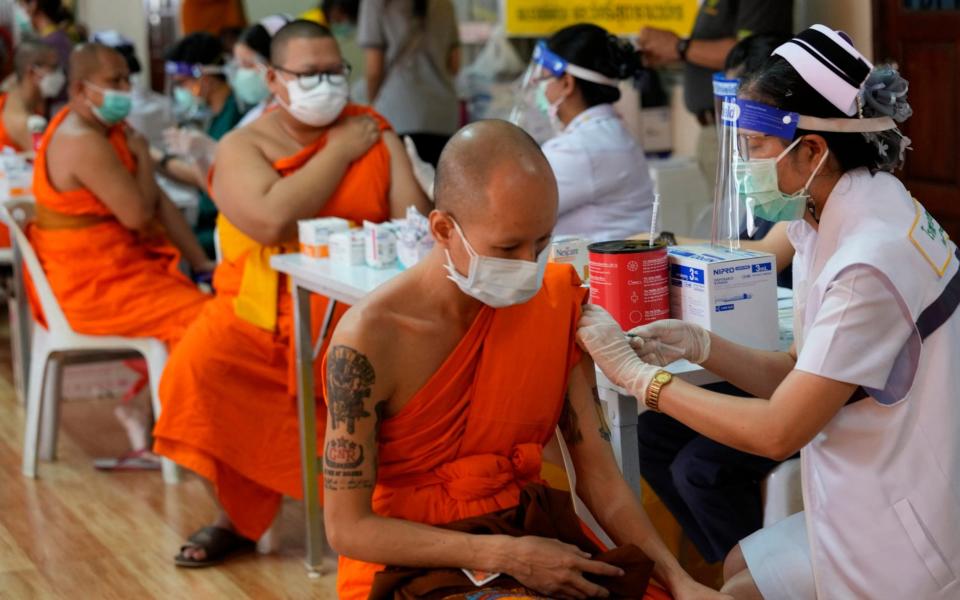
top-left (592, 387), bottom-right (612, 443)
top-left (324, 476), bottom-right (374, 491)
top-left (323, 436), bottom-right (369, 491)
top-left (324, 346), bottom-right (392, 492)
top-left (559, 393), bottom-right (583, 446)
top-left (324, 438), bottom-right (365, 470)
top-left (327, 345), bottom-right (375, 434)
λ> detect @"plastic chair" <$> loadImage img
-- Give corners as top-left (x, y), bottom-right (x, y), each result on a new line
top-left (2, 199), bottom-right (180, 484)
top-left (761, 458), bottom-right (803, 527)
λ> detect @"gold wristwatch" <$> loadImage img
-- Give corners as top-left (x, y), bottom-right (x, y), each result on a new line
top-left (645, 370), bottom-right (673, 412)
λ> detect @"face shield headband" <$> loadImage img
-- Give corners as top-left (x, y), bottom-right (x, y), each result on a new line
top-left (722, 97), bottom-right (898, 140)
top-left (164, 61), bottom-right (226, 79)
top-left (530, 41), bottom-right (620, 88)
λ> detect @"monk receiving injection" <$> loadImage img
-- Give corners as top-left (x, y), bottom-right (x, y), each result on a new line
top-left (323, 120), bottom-right (727, 600)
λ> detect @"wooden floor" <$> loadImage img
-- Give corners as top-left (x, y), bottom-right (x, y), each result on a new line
top-left (0, 322), bottom-right (340, 598)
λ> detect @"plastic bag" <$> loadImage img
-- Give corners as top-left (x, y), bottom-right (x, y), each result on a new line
top-left (457, 25), bottom-right (525, 122)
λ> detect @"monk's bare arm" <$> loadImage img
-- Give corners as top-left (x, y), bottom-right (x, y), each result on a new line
top-left (155, 192), bottom-right (215, 272)
top-left (211, 118), bottom-right (379, 246)
top-left (4, 106), bottom-right (32, 151)
top-left (322, 338), bottom-right (509, 572)
top-left (562, 355), bottom-right (693, 596)
top-left (382, 131), bottom-right (432, 218)
top-left (68, 130), bottom-right (157, 229)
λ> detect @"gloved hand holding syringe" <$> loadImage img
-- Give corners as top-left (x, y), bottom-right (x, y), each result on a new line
top-left (625, 333), bottom-right (686, 366)
top-left (625, 320), bottom-right (712, 366)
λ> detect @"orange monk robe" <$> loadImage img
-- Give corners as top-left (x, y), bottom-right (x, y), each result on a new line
top-left (180, 0), bottom-right (246, 35)
top-left (153, 105), bottom-right (393, 540)
top-left (26, 108), bottom-right (209, 347)
top-left (324, 264), bottom-right (671, 600)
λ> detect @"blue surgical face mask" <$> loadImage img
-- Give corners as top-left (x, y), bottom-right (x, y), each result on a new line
top-left (737, 136), bottom-right (830, 224)
top-left (534, 79), bottom-right (565, 133)
top-left (173, 85), bottom-right (204, 117)
top-left (330, 22), bottom-right (356, 39)
top-left (231, 66), bottom-right (270, 106)
top-left (85, 81), bottom-right (133, 125)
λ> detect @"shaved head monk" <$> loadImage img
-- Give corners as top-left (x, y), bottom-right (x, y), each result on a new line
top-left (322, 120), bottom-right (725, 599)
top-left (153, 20), bottom-right (430, 566)
top-left (2, 40), bottom-right (62, 152)
top-left (28, 43), bottom-right (211, 350)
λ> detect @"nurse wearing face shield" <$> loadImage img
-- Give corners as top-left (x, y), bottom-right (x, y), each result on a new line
top-left (578, 25), bottom-right (960, 599)
top-left (510, 24), bottom-right (656, 243)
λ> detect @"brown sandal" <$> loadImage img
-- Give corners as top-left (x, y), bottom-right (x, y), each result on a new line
top-left (174, 526), bottom-right (255, 568)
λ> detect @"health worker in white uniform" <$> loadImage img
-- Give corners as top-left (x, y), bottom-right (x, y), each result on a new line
top-left (512, 24), bottom-right (655, 243)
top-left (578, 25), bottom-right (960, 599)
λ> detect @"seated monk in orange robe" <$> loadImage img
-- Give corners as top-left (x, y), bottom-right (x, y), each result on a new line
top-left (322, 121), bottom-right (727, 600)
top-left (152, 20), bottom-right (430, 567)
top-left (0, 40), bottom-right (64, 246)
top-left (28, 42), bottom-right (212, 348)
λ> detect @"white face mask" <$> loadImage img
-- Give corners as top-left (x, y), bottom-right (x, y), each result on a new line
top-left (444, 218), bottom-right (550, 308)
top-left (39, 68), bottom-right (66, 98)
top-left (280, 76), bottom-right (349, 127)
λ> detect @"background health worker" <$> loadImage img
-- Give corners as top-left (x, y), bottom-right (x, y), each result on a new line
top-left (526, 23), bottom-right (656, 243)
top-left (579, 25), bottom-right (960, 599)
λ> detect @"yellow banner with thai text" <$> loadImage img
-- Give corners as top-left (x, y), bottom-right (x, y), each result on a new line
top-left (503, 0), bottom-right (700, 38)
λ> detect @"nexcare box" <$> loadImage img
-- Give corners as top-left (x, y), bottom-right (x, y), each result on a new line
top-left (668, 245), bottom-right (779, 350)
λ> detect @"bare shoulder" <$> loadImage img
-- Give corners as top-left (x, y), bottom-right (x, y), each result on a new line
top-left (216, 122), bottom-right (262, 158)
top-left (327, 269), bottom-right (423, 390)
top-left (47, 116), bottom-right (113, 169)
top-left (216, 112), bottom-right (289, 164)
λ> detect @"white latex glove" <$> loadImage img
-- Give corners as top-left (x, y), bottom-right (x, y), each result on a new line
top-left (627, 319), bottom-right (711, 366)
top-left (403, 135), bottom-right (435, 202)
top-left (163, 127), bottom-right (217, 167)
top-left (577, 304), bottom-right (659, 400)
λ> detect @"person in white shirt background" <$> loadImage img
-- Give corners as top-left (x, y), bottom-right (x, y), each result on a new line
top-left (531, 23), bottom-right (655, 243)
top-left (578, 25), bottom-right (960, 600)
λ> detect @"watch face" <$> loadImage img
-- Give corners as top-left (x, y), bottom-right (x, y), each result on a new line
top-left (656, 372), bottom-right (672, 384)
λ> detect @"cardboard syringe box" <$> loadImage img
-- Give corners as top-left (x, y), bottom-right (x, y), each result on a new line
top-left (668, 245), bottom-right (779, 351)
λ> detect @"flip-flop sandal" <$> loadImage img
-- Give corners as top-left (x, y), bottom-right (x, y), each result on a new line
top-left (93, 449), bottom-right (161, 471)
top-left (174, 526), bottom-right (256, 568)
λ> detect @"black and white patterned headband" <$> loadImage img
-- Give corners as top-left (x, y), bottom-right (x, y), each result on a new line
top-left (773, 24), bottom-right (873, 117)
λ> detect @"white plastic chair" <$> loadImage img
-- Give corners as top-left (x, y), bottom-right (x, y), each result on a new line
top-left (761, 458), bottom-right (803, 527)
top-left (2, 199), bottom-right (180, 484)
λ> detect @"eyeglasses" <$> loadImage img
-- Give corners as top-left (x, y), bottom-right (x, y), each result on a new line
top-left (736, 133), bottom-right (775, 158)
top-left (272, 62), bottom-right (352, 90)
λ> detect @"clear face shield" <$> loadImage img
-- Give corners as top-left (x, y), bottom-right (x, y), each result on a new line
top-left (509, 40), bottom-right (620, 143)
top-left (712, 72), bottom-right (738, 138)
top-left (714, 97), bottom-right (900, 246)
top-left (713, 98), bottom-right (800, 247)
top-left (164, 61), bottom-right (226, 127)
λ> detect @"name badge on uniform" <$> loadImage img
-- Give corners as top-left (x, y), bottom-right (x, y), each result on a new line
top-left (909, 199), bottom-right (953, 277)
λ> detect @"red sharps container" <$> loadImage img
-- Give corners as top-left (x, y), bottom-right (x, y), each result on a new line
top-left (588, 240), bottom-right (670, 330)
